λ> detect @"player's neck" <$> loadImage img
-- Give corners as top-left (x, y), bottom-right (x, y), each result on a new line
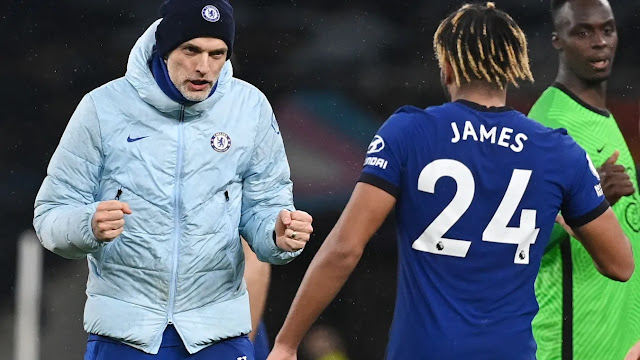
top-left (554, 72), bottom-right (608, 110)
top-left (451, 86), bottom-right (507, 108)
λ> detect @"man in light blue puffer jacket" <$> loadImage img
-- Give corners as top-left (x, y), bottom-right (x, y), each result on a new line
top-left (33, 0), bottom-right (313, 358)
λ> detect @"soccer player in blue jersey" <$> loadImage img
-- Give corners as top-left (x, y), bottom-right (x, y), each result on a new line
top-left (267, 3), bottom-right (633, 359)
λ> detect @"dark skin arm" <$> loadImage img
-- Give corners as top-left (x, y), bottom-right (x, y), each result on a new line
top-left (558, 207), bottom-right (634, 281)
top-left (267, 183), bottom-right (396, 360)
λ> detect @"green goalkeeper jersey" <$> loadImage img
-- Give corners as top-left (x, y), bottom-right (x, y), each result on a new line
top-left (529, 83), bottom-right (640, 360)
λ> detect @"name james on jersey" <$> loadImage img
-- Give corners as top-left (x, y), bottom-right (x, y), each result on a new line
top-left (451, 120), bottom-right (527, 153)
top-left (364, 120), bottom-right (528, 170)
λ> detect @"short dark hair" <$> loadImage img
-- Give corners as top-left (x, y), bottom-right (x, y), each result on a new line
top-left (551, 0), bottom-right (569, 23)
top-left (433, 2), bottom-right (534, 89)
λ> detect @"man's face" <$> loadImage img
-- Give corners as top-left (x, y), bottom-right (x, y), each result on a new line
top-left (166, 37), bottom-right (228, 102)
top-left (553, 0), bottom-right (617, 83)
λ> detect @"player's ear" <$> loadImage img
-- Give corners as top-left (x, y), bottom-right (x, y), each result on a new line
top-left (443, 60), bottom-right (455, 86)
top-left (551, 31), bottom-right (562, 50)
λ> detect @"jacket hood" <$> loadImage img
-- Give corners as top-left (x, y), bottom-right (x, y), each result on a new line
top-left (125, 19), bottom-right (234, 116)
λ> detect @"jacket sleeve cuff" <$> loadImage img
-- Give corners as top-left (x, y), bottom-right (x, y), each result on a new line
top-left (76, 202), bottom-right (103, 253)
top-left (256, 214), bottom-right (302, 265)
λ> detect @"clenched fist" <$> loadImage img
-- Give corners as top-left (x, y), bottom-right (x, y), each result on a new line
top-left (91, 200), bottom-right (132, 242)
top-left (275, 210), bottom-right (313, 252)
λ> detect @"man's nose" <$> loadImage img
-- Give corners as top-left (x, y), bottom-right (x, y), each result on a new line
top-left (194, 54), bottom-right (210, 74)
top-left (592, 31), bottom-right (608, 48)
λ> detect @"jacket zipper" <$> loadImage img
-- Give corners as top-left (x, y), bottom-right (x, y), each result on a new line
top-left (223, 190), bottom-right (232, 229)
top-left (222, 189), bottom-right (239, 280)
top-left (168, 105), bottom-right (185, 324)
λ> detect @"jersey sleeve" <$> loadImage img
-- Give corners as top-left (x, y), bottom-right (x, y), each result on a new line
top-left (560, 141), bottom-right (609, 227)
top-left (358, 113), bottom-right (411, 198)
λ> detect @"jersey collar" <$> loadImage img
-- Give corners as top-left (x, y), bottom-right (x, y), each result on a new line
top-left (551, 82), bottom-right (611, 118)
top-left (454, 99), bottom-right (514, 113)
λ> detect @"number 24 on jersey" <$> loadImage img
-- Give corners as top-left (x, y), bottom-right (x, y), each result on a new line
top-left (412, 159), bottom-right (540, 264)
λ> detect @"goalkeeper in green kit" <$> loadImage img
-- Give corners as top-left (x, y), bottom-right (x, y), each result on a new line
top-left (530, 0), bottom-right (640, 359)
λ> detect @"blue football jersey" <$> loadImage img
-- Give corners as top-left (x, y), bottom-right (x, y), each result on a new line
top-left (359, 100), bottom-right (607, 360)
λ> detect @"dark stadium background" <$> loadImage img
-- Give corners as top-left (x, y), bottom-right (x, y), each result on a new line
top-left (2, 1), bottom-right (639, 358)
